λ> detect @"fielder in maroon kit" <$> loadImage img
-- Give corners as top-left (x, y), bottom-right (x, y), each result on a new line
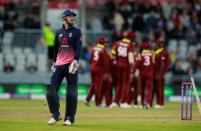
top-left (103, 41), bottom-right (118, 107)
top-left (84, 37), bottom-right (109, 107)
top-left (134, 41), bottom-right (155, 108)
top-left (109, 41), bottom-right (118, 92)
top-left (110, 32), bottom-right (135, 108)
top-left (153, 38), bottom-right (170, 108)
top-left (101, 41), bottom-right (113, 107)
top-left (127, 48), bottom-right (140, 108)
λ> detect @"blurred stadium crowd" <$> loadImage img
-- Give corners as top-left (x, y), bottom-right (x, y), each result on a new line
top-left (82, 0), bottom-right (201, 77)
top-left (0, 0), bottom-right (44, 73)
top-left (0, 0), bottom-right (201, 77)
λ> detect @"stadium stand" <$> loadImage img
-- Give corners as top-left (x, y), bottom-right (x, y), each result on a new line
top-left (0, 0), bottom-right (201, 80)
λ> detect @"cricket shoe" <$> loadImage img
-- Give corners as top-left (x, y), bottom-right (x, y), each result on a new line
top-left (109, 102), bottom-right (118, 108)
top-left (63, 120), bottom-right (72, 126)
top-left (48, 115), bottom-right (62, 125)
top-left (154, 104), bottom-right (164, 109)
top-left (160, 105), bottom-right (164, 108)
top-left (83, 99), bottom-right (90, 106)
top-left (96, 103), bottom-right (106, 108)
top-left (154, 104), bottom-right (161, 109)
top-left (144, 102), bottom-right (151, 109)
top-left (120, 103), bottom-right (132, 108)
top-left (133, 105), bottom-right (138, 108)
top-left (120, 103), bottom-right (124, 108)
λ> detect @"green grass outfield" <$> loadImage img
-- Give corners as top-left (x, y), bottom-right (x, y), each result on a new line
top-left (0, 99), bottom-right (201, 131)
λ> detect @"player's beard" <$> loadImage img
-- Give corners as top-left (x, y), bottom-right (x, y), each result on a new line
top-left (67, 22), bottom-right (73, 27)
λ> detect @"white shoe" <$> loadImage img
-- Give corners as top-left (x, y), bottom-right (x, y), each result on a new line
top-left (154, 104), bottom-right (161, 109)
top-left (48, 117), bottom-right (56, 125)
top-left (144, 103), bottom-right (150, 109)
top-left (155, 104), bottom-right (161, 109)
top-left (133, 105), bottom-right (138, 108)
top-left (160, 105), bottom-right (164, 108)
top-left (144, 102), bottom-right (150, 109)
top-left (120, 103), bottom-right (132, 108)
top-left (120, 103), bottom-right (125, 108)
top-left (96, 103), bottom-right (106, 108)
top-left (109, 102), bottom-right (118, 108)
top-left (125, 103), bottom-right (132, 108)
top-left (83, 99), bottom-right (90, 106)
top-left (48, 115), bottom-right (62, 125)
top-left (63, 120), bottom-right (72, 126)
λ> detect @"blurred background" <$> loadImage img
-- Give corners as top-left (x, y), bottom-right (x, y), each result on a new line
top-left (0, 0), bottom-right (201, 101)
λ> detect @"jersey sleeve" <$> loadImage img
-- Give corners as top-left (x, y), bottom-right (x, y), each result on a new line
top-left (74, 30), bottom-right (83, 60)
top-left (160, 53), bottom-right (166, 63)
top-left (53, 32), bottom-right (59, 63)
top-left (128, 43), bottom-right (135, 53)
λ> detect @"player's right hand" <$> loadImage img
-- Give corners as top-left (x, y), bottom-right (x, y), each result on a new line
top-left (129, 73), bottom-right (134, 81)
top-left (108, 74), bottom-right (112, 82)
top-left (51, 63), bottom-right (56, 72)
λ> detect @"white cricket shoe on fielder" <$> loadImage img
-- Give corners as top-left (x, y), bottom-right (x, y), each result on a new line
top-left (120, 103), bottom-right (132, 108)
top-left (160, 105), bottom-right (164, 108)
top-left (144, 103), bottom-right (151, 109)
top-left (83, 99), bottom-right (90, 106)
top-left (109, 102), bottom-right (118, 108)
top-left (154, 104), bottom-right (161, 109)
top-left (63, 120), bottom-right (72, 126)
top-left (133, 105), bottom-right (138, 108)
top-left (48, 115), bottom-right (62, 125)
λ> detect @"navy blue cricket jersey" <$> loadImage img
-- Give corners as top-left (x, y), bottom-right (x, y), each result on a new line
top-left (54, 26), bottom-right (82, 66)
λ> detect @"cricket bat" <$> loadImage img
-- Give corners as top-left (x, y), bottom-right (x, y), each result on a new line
top-left (191, 77), bottom-right (201, 114)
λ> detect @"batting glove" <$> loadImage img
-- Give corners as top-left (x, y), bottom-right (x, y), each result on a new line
top-left (51, 63), bottom-right (56, 72)
top-left (69, 60), bottom-right (79, 74)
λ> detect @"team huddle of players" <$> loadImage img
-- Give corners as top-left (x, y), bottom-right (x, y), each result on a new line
top-left (84, 31), bottom-right (170, 109)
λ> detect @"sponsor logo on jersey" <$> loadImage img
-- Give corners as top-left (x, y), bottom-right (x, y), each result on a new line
top-left (69, 33), bottom-right (72, 37)
top-left (61, 45), bottom-right (70, 47)
top-left (62, 38), bottom-right (68, 45)
top-left (59, 34), bottom-right (63, 37)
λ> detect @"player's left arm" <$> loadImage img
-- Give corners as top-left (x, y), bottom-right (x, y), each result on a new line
top-left (128, 52), bottom-right (134, 66)
top-left (128, 44), bottom-right (135, 67)
top-left (51, 32), bottom-right (59, 72)
top-left (157, 60), bottom-right (165, 79)
top-left (103, 51), bottom-right (111, 79)
top-left (162, 52), bottom-right (170, 76)
top-left (74, 30), bottom-right (83, 60)
top-left (133, 54), bottom-right (141, 75)
top-left (69, 30), bottom-right (83, 74)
